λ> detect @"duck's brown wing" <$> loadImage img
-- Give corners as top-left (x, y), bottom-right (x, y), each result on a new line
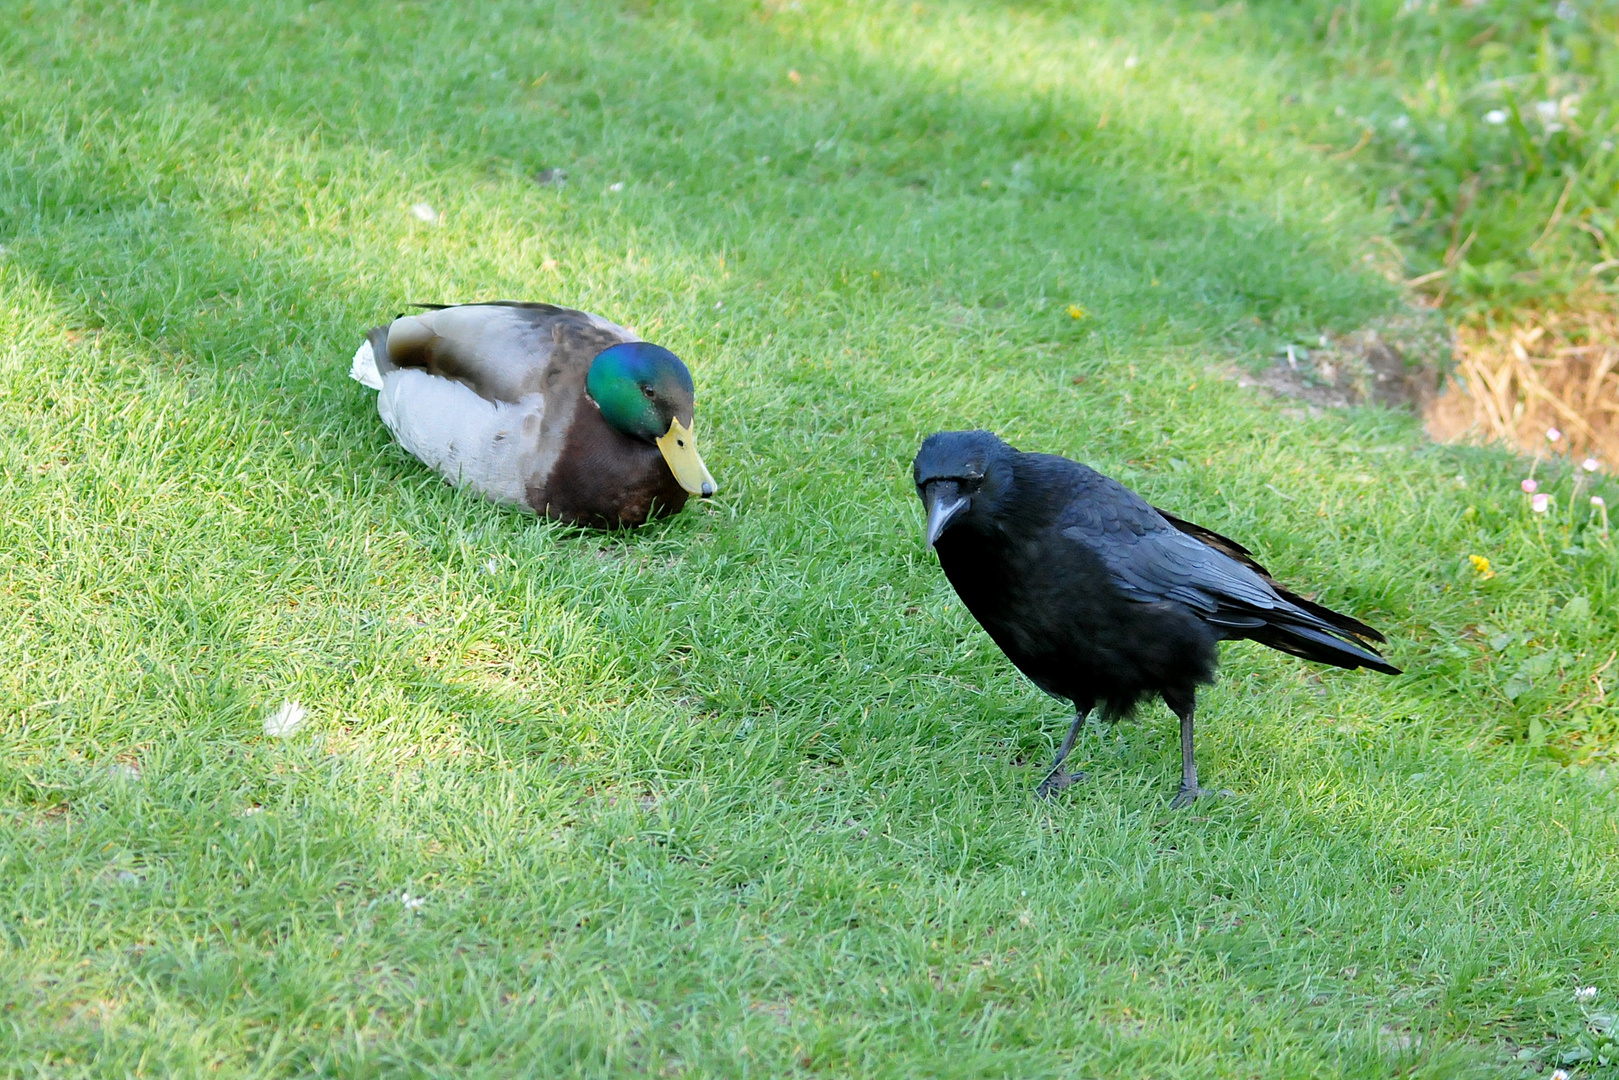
top-left (369, 302), bottom-right (637, 405)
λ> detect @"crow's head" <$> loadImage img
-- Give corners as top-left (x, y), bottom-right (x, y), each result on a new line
top-left (912, 430), bottom-right (1016, 546)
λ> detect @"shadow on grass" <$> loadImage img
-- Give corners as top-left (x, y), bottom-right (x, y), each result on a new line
top-left (0, 0), bottom-right (1415, 718)
top-left (0, 0), bottom-right (1396, 370)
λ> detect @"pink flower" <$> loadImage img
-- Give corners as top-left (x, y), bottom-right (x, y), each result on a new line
top-left (1584, 457), bottom-right (1601, 471)
top-left (1594, 496), bottom-right (1607, 508)
top-left (1547, 426), bottom-right (1562, 442)
top-left (1531, 493), bottom-right (1551, 513)
top-left (1521, 478), bottom-right (1539, 494)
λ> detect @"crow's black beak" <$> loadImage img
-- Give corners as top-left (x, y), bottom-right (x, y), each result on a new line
top-left (923, 481), bottom-right (969, 547)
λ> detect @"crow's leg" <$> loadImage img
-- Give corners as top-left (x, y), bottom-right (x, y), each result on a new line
top-left (1164, 690), bottom-right (1217, 809)
top-left (1035, 707), bottom-right (1090, 798)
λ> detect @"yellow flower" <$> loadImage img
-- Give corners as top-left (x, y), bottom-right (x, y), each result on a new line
top-left (1468, 554), bottom-right (1495, 580)
top-left (1066, 304), bottom-right (1087, 319)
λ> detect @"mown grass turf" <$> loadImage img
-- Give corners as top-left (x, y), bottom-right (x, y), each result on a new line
top-left (1, 1), bottom-right (1617, 1077)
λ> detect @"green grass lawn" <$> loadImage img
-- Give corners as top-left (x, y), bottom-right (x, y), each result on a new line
top-left (2, 0), bottom-right (1618, 1076)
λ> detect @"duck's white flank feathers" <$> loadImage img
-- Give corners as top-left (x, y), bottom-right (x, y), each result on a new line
top-left (376, 369), bottom-right (546, 506)
top-left (349, 339), bottom-right (383, 390)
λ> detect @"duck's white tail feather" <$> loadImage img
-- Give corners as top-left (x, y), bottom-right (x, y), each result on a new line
top-left (349, 339), bottom-right (384, 390)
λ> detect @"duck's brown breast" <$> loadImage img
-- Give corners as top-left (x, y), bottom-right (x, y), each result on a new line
top-left (526, 401), bottom-right (689, 528)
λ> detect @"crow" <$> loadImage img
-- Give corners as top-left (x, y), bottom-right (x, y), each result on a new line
top-left (912, 430), bottom-right (1400, 807)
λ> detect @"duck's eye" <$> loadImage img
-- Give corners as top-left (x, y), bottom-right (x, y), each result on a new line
top-left (641, 384), bottom-right (656, 398)
top-left (677, 439), bottom-right (685, 447)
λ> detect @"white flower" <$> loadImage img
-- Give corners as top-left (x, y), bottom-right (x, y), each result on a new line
top-left (1547, 426), bottom-right (1562, 442)
top-left (1536, 100), bottom-right (1560, 122)
top-left (1531, 493), bottom-right (1551, 513)
top-left (264, 700), bottom-right (306, 738)
top-left (1593, 496), bottom-right (1607, 508)
top-left (1583, 458), bottom-right (1600, 472)
top-left (1576, 986), bottom-right (1598, 1002)
top-left (409, 202), bottom-right (439, 223)
top-left (1552, 1069), bottom-right (1571, 1080)
top-left (608, 181), bottom-right (625, 192)
top-left (1485, 109), bottom-right (1508, 125)
top-left (401, 892), bottom-right (426, 911)
top-left (1123, 55), bottom-right (1139, 68)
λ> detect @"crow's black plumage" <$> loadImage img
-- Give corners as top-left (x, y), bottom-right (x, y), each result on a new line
top-left (913, 430), bottom-right (1400, 807)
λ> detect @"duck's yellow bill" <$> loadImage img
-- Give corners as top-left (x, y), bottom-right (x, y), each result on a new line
top-left (656, 417), bottom-right (717, 497)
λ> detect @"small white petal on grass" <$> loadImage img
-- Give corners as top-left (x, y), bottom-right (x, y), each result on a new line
top-left (714, 301), bottom-right (724, 310)
top-left (410, 202), bottom-right (439, 223)
top-left (484, 557), bottom-right (499, 574)
top-left (401, 892), bottom-right (426, 911)
top-left (608, 181), bottom-right (624, 192)
top-left (1594, 495), bottom-right (1607, 508)
top-left (1576, 986), bottom-right (1599, 1002)
top-left (1485, 109), bottom-right (1508, 125)
top-left (1123, 55), bottom-right (1138, 68)
top-left (1531, 493), bottom-right (1551, 513)
top-left (264, 700), bottom-right (306, 738)
top-left (1582, 457), bottom-right (1600, 472)
top-left (1547, 426), bottom-right (1562, 442)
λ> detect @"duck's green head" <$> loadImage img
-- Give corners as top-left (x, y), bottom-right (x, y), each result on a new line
top-left (586, 342), bottom-right (717, 497)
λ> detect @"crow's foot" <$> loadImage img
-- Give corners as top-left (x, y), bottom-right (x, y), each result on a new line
top-left (1169, 783), bottom-right (1232, 809)
top-left (1035, 769), bottom-right (1088, 799)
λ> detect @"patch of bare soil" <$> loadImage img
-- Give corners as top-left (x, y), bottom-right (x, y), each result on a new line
top-left (1228, 310), bottom-right (1452, 418)
top-left (1424, 309), bottom-right (1619, 466)
top-left (1229, 307), bottom-right (1617, 468)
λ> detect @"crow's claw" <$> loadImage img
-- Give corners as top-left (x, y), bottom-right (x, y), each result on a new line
top-left (1035, 769), bottom-right (1088, 799)
top-left (1169, 784), bottom-right (1233, 809)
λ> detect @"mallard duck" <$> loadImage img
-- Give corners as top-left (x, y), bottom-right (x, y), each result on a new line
top-left (349, 301), bottom-right (716, 528)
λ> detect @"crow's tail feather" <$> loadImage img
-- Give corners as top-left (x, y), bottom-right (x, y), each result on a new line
top-left (1271, 585), bottom-right (1388, 644)
top-left (1249, 618), bottom-right (1401, 675)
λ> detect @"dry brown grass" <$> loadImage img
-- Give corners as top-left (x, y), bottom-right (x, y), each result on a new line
top-left (1426, 309), bottom-right (1619, 465)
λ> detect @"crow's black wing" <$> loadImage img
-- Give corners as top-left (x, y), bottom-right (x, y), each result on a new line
top-left (1057, 473), bottom-right (1398, 671)
top-left (1058, 475), bottom-right (1281, 631)
top-left (1153, 506), bottom-right (1388, 644)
